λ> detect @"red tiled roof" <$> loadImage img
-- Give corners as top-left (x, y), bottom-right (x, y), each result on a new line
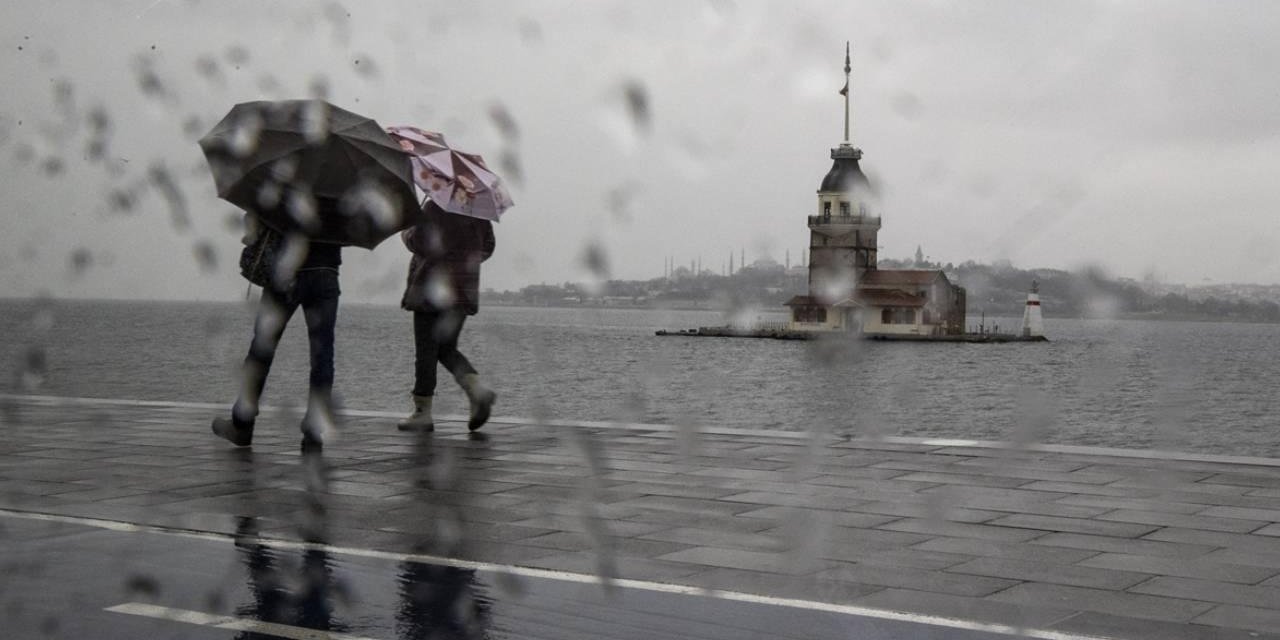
top-left (856, 289), bottom-right (926, 307)
top-left (784, 295), bottom-right (820, 307)
top-left (859, 269), bottom-right (946, 286)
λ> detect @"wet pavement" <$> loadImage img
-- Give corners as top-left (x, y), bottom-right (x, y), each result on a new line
top-left (3, 515), bottom-right (1030, 639)
top-left (3, 394), bottom-right (1280, 639)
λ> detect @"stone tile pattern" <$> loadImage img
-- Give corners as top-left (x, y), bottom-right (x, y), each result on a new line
top-left (2, 396), bottom-right (1280, 637)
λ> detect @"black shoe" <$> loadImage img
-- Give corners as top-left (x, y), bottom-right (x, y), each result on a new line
top-left (212, 416), bottom-right (253, 447)
top-left (468, 389), bottom-right (496, 432)
top-left (300, 432), bottom-right (324, 453)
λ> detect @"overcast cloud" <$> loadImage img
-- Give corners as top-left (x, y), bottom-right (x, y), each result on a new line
top-left (2, 0), bottom-right (1279, 302)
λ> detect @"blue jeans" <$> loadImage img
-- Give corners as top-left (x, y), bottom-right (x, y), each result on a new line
top-left (235, 269), bottom-right (340, 424)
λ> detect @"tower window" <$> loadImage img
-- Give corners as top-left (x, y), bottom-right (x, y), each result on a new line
top-left (823, 202), bottom-right (831, 216)
top-left (859, 203), bottom-right (868, 216)
top-left (839, 202), bottom-right (850, 217)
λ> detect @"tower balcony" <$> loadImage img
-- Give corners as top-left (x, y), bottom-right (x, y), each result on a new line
top-left (807, 213), bottom-right (881, 229)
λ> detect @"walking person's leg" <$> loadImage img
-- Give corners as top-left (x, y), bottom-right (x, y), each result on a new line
top-left (398, 310), bottom-right (441, 431)
top-left (213, 287), bottom-right (298, 446)
top-left (435, 310), bottom-right (495, 431)
top-left (298, 270), bottom-right (340, 448)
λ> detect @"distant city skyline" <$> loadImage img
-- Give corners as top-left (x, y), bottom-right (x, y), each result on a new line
top-left (4, 1), bottom-right (1280, 303)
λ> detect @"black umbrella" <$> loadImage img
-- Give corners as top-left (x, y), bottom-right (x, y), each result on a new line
top-left (199, 99), bottom-right (419, 249)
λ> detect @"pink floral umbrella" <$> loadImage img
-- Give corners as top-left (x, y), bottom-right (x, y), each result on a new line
top-left (385, 126), bottom-right (514, 221)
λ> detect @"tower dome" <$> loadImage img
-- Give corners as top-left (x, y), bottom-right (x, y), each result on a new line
top-left (819, 144), bottom-right (870, 194)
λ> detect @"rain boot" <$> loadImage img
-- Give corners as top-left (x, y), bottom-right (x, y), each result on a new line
top-left (459, 374), bottom-right (496, 431)
top-left (299, 390), bottom-right (335, 451)
top-left (211, 414), bottom-right (253, 447)
top-left (397, 394), bottom-right (434, 432)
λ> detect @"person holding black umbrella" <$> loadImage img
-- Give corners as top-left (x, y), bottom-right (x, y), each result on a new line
top-left (212, 203), bottom-right (344, 450)
top-left (200, 100), bottom-right (421, 450)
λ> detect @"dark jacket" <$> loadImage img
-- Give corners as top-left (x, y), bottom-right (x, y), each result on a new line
top-left (400, 202), bottom-right (495, 315)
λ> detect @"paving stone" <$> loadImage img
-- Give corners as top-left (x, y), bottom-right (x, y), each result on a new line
top-left (913, 537), bottom-right (1099, 564)
top-left (678, 567), bottom-right (885, 604)
top-left (1083, 552), bottom-right (1277, 584)
top-left (986, 513), bottom-right (1160, 538)
top-left (1097, 508), bottom-right (1268, 533)
top-left (1201, 473), bottom-right (1280, 489)
top-left (1143, 527), bottom-right (1280, 554)
top-left (853, 588), bottom-right (1079, 630)
top-left (731, 505), bottom-right (900, 529)
top-left (1054, 493), bottom-right (1208, 515)
top-left (521, 530), bottom-right (695, 558)
top-left (987, 582), bottom-right (1216, 623)
top-left (1048, 611), bottom-right (1280, 640)
top-left (814, 562), bottom-right (1020, 597)
top-left (598, 481), bottom-right (741, 500)
top-left (638, 526), bottom-right (786, 552)
top-left (820, 546), bottom-right (972, 571)
top-left (624, 508), bottom-right (780, 534)
top-left (1019, 480), bottom-right (1161, 498)
top-left (1131, 576), bottom-right (1280, 609)
top-left (948, 556), bottom-right (1149, 590)
top-left (845, 500), bottom-right (1003, 523)
top-left (877, 517), bottom-right (1047, 542)
top-left (890, 471), bottom-right (1034, 489)
top-left (1193, 605), bottom-right (1280, 634)
top-left (1030, 531), bottom-right (1217, 559)
top-left (1197, 505), bottom-right (1280, 522)
top-left (608, 495), bottom-right (760, 516)
top-left (657, 546), bottom-right (832, 575)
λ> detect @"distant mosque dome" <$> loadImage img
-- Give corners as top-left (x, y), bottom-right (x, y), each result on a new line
top-left (819, 144), bottom-right (871, 194)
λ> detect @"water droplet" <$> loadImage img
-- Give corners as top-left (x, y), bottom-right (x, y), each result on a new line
top-left (340, 181), bottom-right (402, 232)
top-left (40, 157), bottom-right (64, 177)
top-left (426, 269), bottom-right (456, 309)
top-left (225, 45), bottom-right (249, 66)
top-left (193, 240), bottom-right (218, 273)
top-left (124, 574), bottom-right (160, 598)
top-left (69, 248), bottom-right (92, 274)
top-left (149, 163), bottom-right (191, 231)
top-left (195, 55), bottom-right (222, 83)
top-left (352, 56), bottom-right (380, 78)
top-left (300, 101), bottom-right (330, 145)
top-left (622, 80), bottom-right (651, 135)
top-left (488, 104), bottom-right (519, 142)
top-left (18, 346), bottom-right (47, 390)
top-left (496, 149), bottom-right (523, 187)
top-left (308, 75), bottom-right (331, 100)
top-left (891, 91), bottom-right (922, 120)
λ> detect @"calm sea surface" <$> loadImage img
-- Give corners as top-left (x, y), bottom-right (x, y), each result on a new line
top-left (2, 299), bottom-right (1278, 458)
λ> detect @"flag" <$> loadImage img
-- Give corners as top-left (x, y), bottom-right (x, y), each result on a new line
top-left (839, 80), bottom-right (848, 96)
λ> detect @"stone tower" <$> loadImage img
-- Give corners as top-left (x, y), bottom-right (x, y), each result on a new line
top-left (807, 42), bottom-right (880, 303)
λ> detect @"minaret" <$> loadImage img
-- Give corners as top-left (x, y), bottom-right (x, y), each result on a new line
top-left (807, 42), bottom-right (880, 302)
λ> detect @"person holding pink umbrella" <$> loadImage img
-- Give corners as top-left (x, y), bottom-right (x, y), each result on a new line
top-left (389, 127), bottom-right (512, 432)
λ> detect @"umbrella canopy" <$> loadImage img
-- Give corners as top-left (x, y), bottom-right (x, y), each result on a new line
top-left (385, 126), bottom-right (514, 222)
top-left (199, 100), bottom-right (418, 249)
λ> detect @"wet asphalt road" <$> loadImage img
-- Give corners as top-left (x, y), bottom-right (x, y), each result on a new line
top-left (0, 513), bottom-right (1038, 640)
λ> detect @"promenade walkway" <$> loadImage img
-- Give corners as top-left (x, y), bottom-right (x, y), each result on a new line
top-left (2, 394), bottom-right (1280, 639)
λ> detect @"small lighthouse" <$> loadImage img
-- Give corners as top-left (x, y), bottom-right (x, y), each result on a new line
top-left (1021, 280), bottom-right (1046, 338)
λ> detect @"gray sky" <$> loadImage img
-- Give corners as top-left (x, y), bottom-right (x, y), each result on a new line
top-left (3, 0), bottom-right (1280, 302)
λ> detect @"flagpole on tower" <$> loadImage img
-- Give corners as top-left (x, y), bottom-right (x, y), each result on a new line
top-left (840, 41), bottom-right (851, 144)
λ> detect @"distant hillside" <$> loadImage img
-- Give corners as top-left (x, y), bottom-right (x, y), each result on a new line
top-left (491, 260), bottom-right (1280, 323)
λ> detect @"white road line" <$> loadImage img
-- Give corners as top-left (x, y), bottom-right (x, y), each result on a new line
top-left (6, 509), bottom-right (1106, 640)
top-left (105, 602), bottom-right (384, 640)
